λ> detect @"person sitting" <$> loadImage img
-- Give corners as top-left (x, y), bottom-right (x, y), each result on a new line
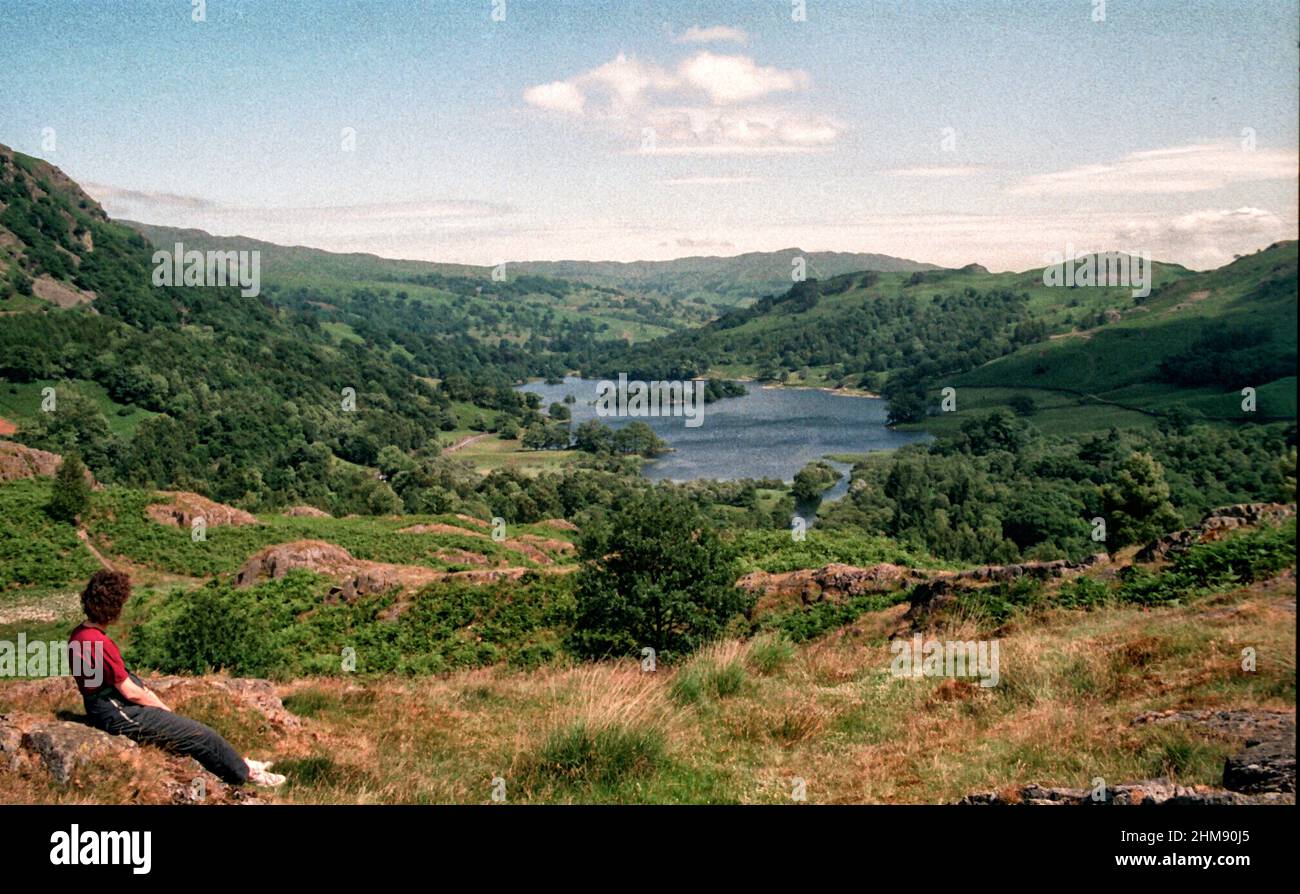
top-left (68, 569), bottom-right (285, 788)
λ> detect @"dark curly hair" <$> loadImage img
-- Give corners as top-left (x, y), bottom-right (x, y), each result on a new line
top-left (81, 570), bottom-right (132, 625)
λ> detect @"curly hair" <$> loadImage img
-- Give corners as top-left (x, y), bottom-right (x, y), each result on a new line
top-left (81, 570), bottom-right (132, 625)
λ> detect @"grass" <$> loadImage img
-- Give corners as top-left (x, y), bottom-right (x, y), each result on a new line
top-left (0, 378), bottom-right (156, 439)
top-left (0, 561), bottom-right (1292, 804)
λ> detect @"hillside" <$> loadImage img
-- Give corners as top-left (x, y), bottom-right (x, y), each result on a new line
top-left (513, 248), bottom-right (944, 308)
top-left (1, 471), bottom-right (1293, 803)
top-left (609, 245), bottom-right (1294, 433)
top-left (124, 221), bottom-right (710, 341)
top-left (0, 144), bottom-right (551, 507)
top-left (936, 242), bottom-right (1298, 433)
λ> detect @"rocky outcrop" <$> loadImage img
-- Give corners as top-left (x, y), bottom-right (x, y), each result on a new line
top-left (147, 677), bottom-right (302, 731)
top-left (1137, 503), bottom-right (1296, 562)
top-left (958, 779), bottom-right (1290, 806)
top-left (0, 440), bottom-right (95, 484)
top-left (284, 505), bottom-right (330, 518)
top-left (962, 709), bottom-right (1296, 805)
top-left (146, 491), bottom-right (258, 529)
top-left (21, 720), bottom-right (139, 784)
top-left (234, 539), bottom-right (443, 599)
top-left (739, 562), bottom-right (917, 617)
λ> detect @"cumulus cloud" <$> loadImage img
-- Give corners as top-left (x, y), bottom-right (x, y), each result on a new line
top-left (522, 50), bottom-right (831, 154)
top-left (1009, 142), bottom-right (1298, 196)
top-left (674, 25), bottom-right (749, 45)
top-left (677, 52), bottom-right (809, 104)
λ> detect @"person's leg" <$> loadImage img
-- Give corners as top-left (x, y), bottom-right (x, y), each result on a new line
top-left (110, 701), bottom-right (251, 784)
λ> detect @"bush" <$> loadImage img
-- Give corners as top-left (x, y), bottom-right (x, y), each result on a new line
top-left (128, 583), bottom-right (276, 676)
top-left (569, 491), bottom-right (746, 659)
top-left (46, 454), bottom-right (91, 524)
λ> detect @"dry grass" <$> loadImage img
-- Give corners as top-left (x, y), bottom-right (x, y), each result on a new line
top-left (1, 574), bottom-right (1293, 804)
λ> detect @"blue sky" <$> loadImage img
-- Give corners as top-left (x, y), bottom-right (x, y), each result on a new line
top-left (3, 0), bottom-right (1296, 268)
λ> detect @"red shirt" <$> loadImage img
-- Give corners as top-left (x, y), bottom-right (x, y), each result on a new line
top-left (68, 624), bottom-right (129, 697)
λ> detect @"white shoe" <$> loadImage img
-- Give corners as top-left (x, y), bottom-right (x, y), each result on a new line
top-left (248, 766), bottom-right (287, 787)
top-left (246, 758), bottom-right (276, 772)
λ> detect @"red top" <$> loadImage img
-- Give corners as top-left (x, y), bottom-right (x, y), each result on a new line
top-left (68, 624), bottom-right (129, 696)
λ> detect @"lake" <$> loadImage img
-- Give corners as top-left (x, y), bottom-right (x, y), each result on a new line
top-left (517, 377), bottom-right (929, 493)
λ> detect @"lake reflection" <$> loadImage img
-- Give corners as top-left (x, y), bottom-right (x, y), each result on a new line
top-left (518, 377), bottom-right (929, 484)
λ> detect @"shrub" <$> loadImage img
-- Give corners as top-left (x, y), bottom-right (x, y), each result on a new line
top-left (569, 490), bottom-right (745, 659)
top-left (128, 583), bottom-right (276, 676)
top-left (46, 454), bottom-right (91, 524)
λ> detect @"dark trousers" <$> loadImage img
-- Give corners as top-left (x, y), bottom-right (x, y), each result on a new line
top-left (84, 673), bottom-right (249, 784)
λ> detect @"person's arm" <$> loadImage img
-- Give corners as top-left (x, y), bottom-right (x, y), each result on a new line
top-left (117, 675), bottom-right (170, 711)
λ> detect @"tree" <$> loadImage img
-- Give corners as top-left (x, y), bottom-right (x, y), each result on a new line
top-left (570, 491), bottom-right (746, 659)
top-left (1100, 452), bottom-right (1182, 549)
top-left (548, 401), bottom-right (571, 422)
top-left (47, 454), bottom-right (92, 524)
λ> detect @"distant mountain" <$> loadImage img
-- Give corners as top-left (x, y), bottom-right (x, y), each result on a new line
top-left (595, 244), bottom-right (1295, 431)
top-left (512, 249), bottom-right (944, 307)
top-left (122, 221), bottom-right (486, 281)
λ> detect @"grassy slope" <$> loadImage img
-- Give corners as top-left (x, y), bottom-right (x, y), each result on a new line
top-left (1, 560), bottom-right (1291, 804)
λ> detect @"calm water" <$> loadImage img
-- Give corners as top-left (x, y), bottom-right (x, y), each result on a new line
top-left (518, 377), bottom-right (929, 489)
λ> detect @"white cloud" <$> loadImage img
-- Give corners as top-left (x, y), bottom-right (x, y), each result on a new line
top-left (674, 25), bottom-right (749, 45)
top-left (677, 52), bottom-right (809, 104)
top-left (522, 81), bottom-right (585, 115)
top-left (1010, 142), bottom-right (1299, 196)
top-left (523, 51), bottom-right (829, 155)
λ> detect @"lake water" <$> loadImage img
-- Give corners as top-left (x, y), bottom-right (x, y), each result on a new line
top-left (517, 377), bottom-right (929, 491)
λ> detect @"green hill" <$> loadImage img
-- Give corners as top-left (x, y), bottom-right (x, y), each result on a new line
top-left (0, 144), bottom-right (548, 507)
top-left (513, 248), bottom-right (943, 308)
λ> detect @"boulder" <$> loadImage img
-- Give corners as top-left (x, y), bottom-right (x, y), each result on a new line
top-left (21, 720), bottom-right (137, 783)
top-left (1224, 735), bottom-right (1296, 794)
top-left (146, 491), bottom-right (258, 529)
top-left (284, 505), bottom-right (331, 518)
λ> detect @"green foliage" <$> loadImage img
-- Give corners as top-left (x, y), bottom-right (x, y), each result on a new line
top-left (790, 460), bottom-right (841, 504)
top-left (128, 582), bottom-right (277, 676)
top-left (46, 454), bottom-right (91, 524)
top-left (0, 478), bottom-right (100, 588)
top-left (523, 721), bottom-right (666, 793)
top-left (1100, 452), bottom-right (1181, 549)
top-left (570, 491), bottom-right (747, 659)
top-left (669, 657), bottom-right (747, 705)
top-left (746, 633), bottom-right (796, 674)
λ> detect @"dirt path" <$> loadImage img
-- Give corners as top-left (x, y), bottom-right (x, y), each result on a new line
top-left (0, 416), bottom-right (17, 436)
top-left (76, 528), bottom-right (114, 571)
top-left (445, 433), bottom-right (491, 453)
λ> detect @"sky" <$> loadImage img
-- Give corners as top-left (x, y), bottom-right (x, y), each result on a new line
top-left (3, 0), bottom-right (1297, 270)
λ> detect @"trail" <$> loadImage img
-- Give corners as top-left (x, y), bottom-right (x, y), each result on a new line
top-left (445, 433), bottom-right (491, 453)
top-left (76, 528), bottom-right (114, 571)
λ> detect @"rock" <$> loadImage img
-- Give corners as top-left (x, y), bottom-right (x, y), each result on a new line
top-left (958, 778), bottom-right (1291, 806)
top-left (146, 491), bottom-right (258, 529)
top-left (1137, 503), bottom-right (1295, 562)
top-left (283, 505), bottom-right (330, 518)
top-left (21, 721), bottom-right (137, 783)
top-left (0, 714), bottom-right (24, 770)
top-left (0, 440), bottom-right (97, 485)
top-left (1224, 735), bottom-right (1296, 794)
top-left (146, 677), bottom-right (301, 730)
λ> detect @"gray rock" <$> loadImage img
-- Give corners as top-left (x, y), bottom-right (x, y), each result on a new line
top-left (21, 721), bottom-right (137, 784)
